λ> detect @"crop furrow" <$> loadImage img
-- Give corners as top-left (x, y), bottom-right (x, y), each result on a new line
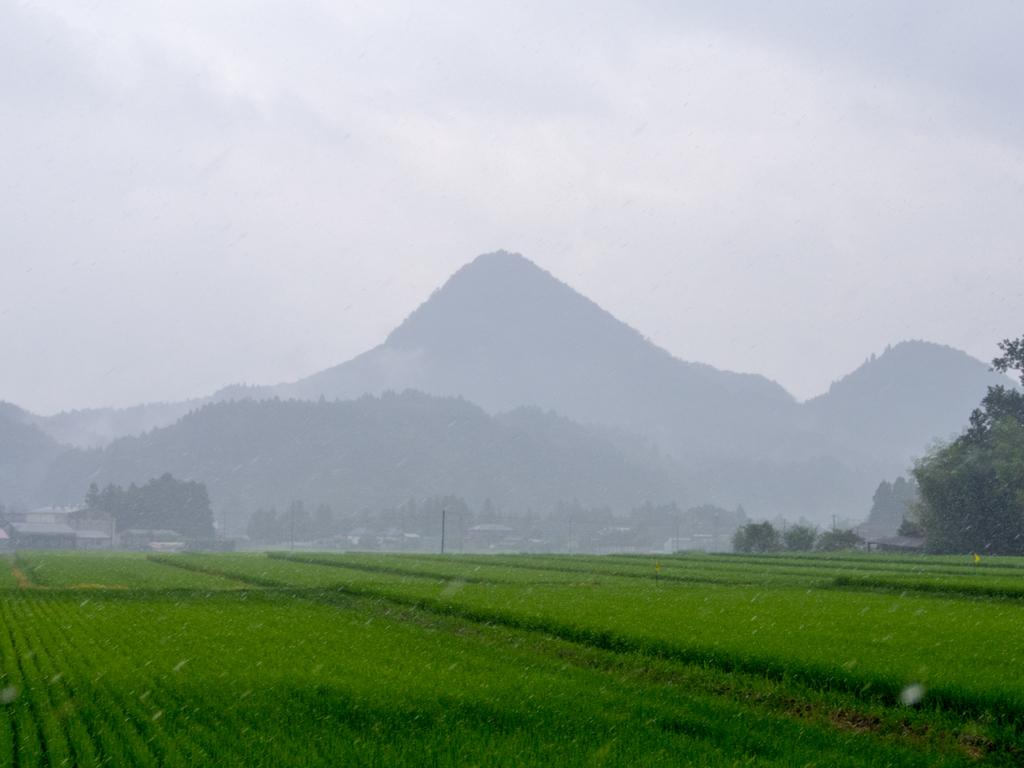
top-left (1, 604), bottom-right (48, 767)
top-left (147, 555), bottom-right (280, 587)
top-left (8, 600), bottom-right (97, 767)
top-left (40, 595), bottom-right (251, 767)
top-left (22, 597), bottom-right (165, 767)
top-left (274, 552), bottom-right (733, 588)
top-left (833, 574), bottom-right (1024, 600)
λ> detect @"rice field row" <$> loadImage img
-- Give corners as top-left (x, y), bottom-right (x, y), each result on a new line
top-left (266, 549), bottom-right (1024, 598)
top-left (3, 550), bottom-right (1023, 765)
top-left (12, 551), bottom-right (241, 591)
top-left (248, 553), bottom-right (1024, 724)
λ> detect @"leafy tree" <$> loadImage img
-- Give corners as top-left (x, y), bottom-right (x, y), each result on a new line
top-left (912, 418), bottom-right (1024, 554)
top-left (964, 336), bottom-right (1024, 441)
top-left (732, 521), bottom-right (780, 553)
top-left (897, 516), bottom-right (923, 537)
top-left (816, 529), bottom-right (864, 552)
top-left (85, 473), bottom-right (214, 538)
top-left (911, 336), bottom-right (1024, 554)
top-left (992, 337), bottom-right (1024, 381)
top-left (782, 525), bottom-right (817, 552)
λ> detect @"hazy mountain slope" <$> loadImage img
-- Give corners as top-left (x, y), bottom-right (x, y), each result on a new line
top-left (14, 254), bottom-right (1015, 525)
top-left (801, 341), bottom-right (1017, 463)
top-left (32, 254), bottom-right (1005, 482)
top-left (26, 399), bottom-right (210, 448)
top-left (218, 251), bottom-right (804, 458)
top-left (0, 402), bottom-right (67, 507)
top-left (39, 392), bottom-right (697, 529)
top-left (38, 391), bottom-right (888, 526)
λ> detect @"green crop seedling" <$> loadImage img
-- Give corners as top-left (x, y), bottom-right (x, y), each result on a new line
top-left (2, 550), bottom-right (1021, 765)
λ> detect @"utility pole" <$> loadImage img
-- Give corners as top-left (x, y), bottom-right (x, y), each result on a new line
top-left (832, 514), bottom-right (837, 532)
top-left (568, 518), bottom-right (573, 555)
top-left (675, 516), bottom-right (680, 554)
top-left (441, 509), bottom-right (446, 555)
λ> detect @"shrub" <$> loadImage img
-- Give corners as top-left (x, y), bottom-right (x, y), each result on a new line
top-left (783, 525), bottom-right (817, 552)
top-left (732, 521), bottom-right (781, 553)
top-left (816, 529), bottom-right (864, 552)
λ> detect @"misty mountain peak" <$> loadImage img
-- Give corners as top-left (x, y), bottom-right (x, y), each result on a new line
top-left (824, 340), bottom-right (1012, 401)
top-left (385, 250), bottom-right (641, 358)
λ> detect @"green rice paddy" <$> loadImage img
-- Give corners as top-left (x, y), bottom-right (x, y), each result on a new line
top-left (3, 549), bottom-right (1023, 766)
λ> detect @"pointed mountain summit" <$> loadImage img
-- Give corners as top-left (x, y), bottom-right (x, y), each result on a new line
top-left (236, 251), bottom-right (797, 456)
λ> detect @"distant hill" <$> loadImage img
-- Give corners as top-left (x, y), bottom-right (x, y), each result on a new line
top-left (0, 402), bottom-right (67, 507)
top-left (801, 341), bottom-right (1015, 464)
top-left (39, 392), bottom-right (693, 531)
top-left (38, 391), bottom-right (887, 528)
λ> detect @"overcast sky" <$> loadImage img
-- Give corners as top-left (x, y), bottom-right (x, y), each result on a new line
top-left (3, 0), bottom-right (1023, 415)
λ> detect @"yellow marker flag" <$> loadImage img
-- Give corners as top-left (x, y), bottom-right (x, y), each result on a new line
top-left (655, 561), bottom-right (660, 572)
top-left (974, 553), bottom-right (980, 563)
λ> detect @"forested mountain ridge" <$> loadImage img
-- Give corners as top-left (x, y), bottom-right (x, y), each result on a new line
top-left (38, 392), bottom-right (695, 530)
top-left (34, 391), bottom-right (890, 528)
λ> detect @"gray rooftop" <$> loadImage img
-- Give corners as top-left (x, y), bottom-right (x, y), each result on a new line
top-left (9, 522), bottom-right (76, 535)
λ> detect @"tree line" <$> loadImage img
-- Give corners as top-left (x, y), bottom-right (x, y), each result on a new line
top-left (85, 473), bottom-right (214, 539)
top-left (732, 521), bottom-right (864, 553)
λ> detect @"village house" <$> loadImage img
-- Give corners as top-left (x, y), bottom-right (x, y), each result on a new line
top-left (1, 506), bottom-right (112, 550)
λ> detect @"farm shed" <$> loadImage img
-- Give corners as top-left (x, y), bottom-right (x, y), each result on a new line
top-left (7, 521), bottom-right (77, 549)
